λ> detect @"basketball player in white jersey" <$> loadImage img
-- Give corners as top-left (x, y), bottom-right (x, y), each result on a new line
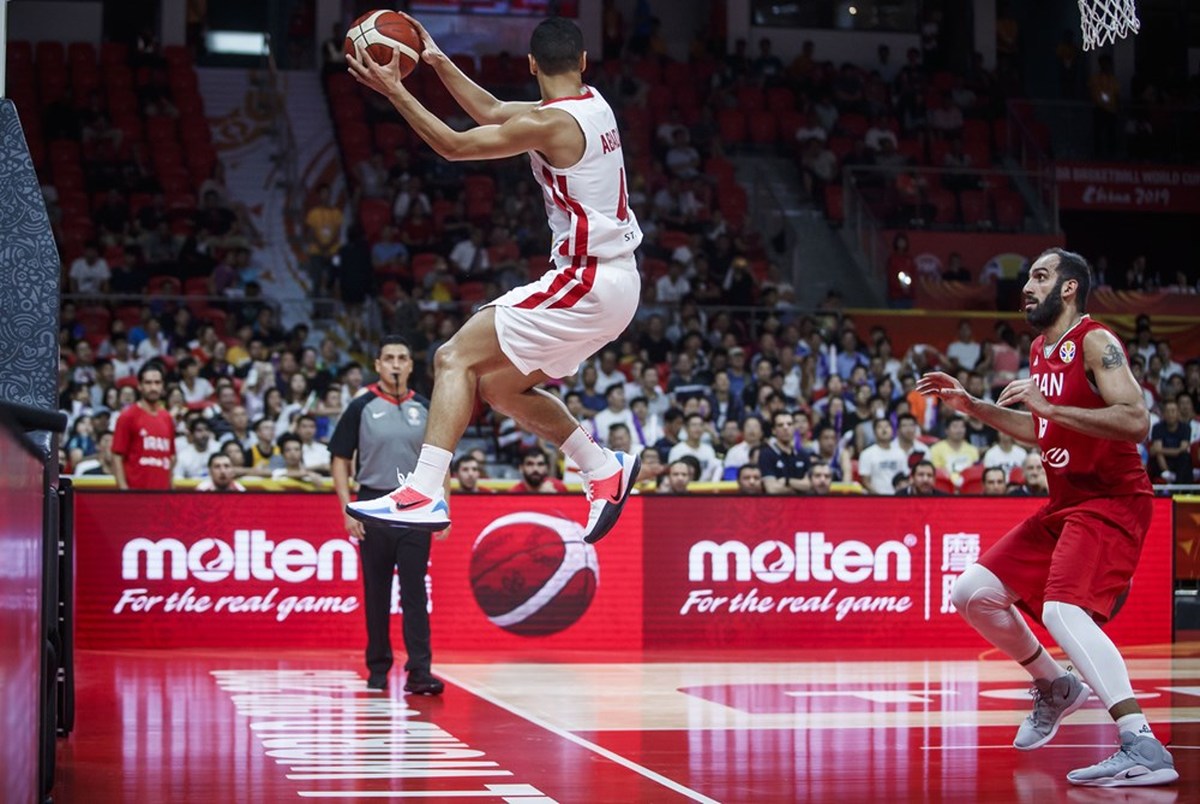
top-left (345, 16), bottom-right (641, 543)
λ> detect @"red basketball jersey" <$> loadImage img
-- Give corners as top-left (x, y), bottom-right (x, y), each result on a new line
top-left (1028, 316), bottom-right (1152, 508)
top-left (112, 403), bottom-right (175, 489)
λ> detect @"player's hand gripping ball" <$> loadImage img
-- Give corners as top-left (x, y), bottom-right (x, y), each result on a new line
top-left (344, 10), bottom-right (423, 78)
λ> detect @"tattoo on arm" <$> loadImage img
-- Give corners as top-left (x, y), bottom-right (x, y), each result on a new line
top-left (1101, 343), bottom-right (1125, 369)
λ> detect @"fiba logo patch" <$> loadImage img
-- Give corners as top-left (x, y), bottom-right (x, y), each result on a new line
top-left (1043, 447), bottom-right (1071, 469)
top-left (1059, 340), bottom-right (1077, 364)
top-left (469, 512), bottom-right (598, 636)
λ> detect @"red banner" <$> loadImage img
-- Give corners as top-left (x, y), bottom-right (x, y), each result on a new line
top-left (641, 497), bottom-right (1173, 649)
top-left (1056, 162), bottom-right (1200, 213)
top-left (74, 494), bottom-right (1172, 651)
top-left (75, 492), bottom-right (643, 651)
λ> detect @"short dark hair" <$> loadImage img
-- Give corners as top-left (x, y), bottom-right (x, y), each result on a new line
top-left (189, 418), bottom-right (211, 434)
top-left (737, 463), bottom-right (760, 479)
top-left (1043, 247), bottom-right (1092, 313)
top-left (452, 454), bottom-right (479, 472)
top-left (529, 17), bottom-right (583, 76)
top-left (208, 452), bottom-right (231, 469)
top-left (913, 459), bottom-right (936, 474)
top-left (137, 362), bottom-right (164, 382)
top-left (277, 433), bottom-right (302, 450)
top-left (377, 334), bottom-right (411, 358)
top-left (663, 407), bottom-right (685, 424)
top-left (983, 466), bottom-right (1006, 483)
top-left (519, 446), bottom-right (547, 464)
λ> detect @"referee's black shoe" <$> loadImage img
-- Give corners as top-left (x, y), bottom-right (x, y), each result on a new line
top-left (404, 671), bottom-right (445, 696)
top-left (367, 672), bottom-right (388, 690)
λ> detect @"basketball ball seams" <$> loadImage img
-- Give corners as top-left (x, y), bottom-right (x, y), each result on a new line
top-left (469, 512), bottom-right (600, 636)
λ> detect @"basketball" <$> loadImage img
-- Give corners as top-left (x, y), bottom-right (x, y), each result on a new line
top-left (469, 512), bottom-right (599, 637)
top-left (344, 10), bottom-right (423, 78)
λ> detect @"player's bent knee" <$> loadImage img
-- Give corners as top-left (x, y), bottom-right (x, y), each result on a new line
top-left (951, 563), bottom-right (1007, 617)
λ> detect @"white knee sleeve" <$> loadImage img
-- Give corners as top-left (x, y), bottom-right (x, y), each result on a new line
top-left (952, 564), bottom-right (1042, 663)
top-left (1042, 600), bottom-right (1136, 709)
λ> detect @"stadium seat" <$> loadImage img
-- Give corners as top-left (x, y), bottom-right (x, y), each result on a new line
top-left (716, 109), bottom-right (745, 144)
top-left (747, 111), bottom-right (777, 144)
top-left (662, 61), bottom-right (690, 87)
top-left (959, 464), bottom-right (986, 494)
top-left (358, 199), bottom-right (391, 242)
top-left (959, 190), bottom-right (992, 228)
top-left (934, 468), bottom-right (956, 495)
top-left (735, 86), bottom-right (765, 112)
top-left (927, 188), bottom-right (958, 226)
top-left (765, 86), bottom-right (794, 113)
top-left (374, 122), bottom-right (408, 152)
top-left (993, 189), bottom-right (1025, 230)
top-left (837, 113), bottom-right (868, 139)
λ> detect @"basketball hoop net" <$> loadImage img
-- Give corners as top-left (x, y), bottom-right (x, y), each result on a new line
top-left (1078, 0), bottom-right (1140, 51)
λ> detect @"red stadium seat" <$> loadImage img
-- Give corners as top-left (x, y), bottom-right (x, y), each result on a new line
top-left (747, 110), bottom-right (777, 144)
top-left (765, 86), bottom-right (794, 113)
top-left (374, 122), bottom-right (408, 152)
top-left (36, 41), bottom-right (65, 68)
top-left (934, 468), bottom-right (956, 495)
top-left (736, 86), bottom-right (764, 112)
top-left (827, 137), bottom-right (854, 161)
top-left (837, 113), bottom-right (868, 139)
top-left (959, 464), bottom-right (986, 494)
top-left (896, 138), bottom-right (925, 164)
top-left (993, 189), bottom-right (1025, 230)
top-left (716, 109), bottom-right (745, 143)
top-left (411, 252), bottom-right (440, 283)
top-left (959, 190), bottom-right (992, 228)
top-left (927, 188), bottom-right (958, 225)
top-left (358, 198), bottom-right (392, 242)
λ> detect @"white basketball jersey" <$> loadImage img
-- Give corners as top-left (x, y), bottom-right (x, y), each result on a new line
top-left (528, 86), bottom-right (642, 263)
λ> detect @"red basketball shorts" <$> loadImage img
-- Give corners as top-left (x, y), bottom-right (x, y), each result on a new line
top-left (979, 494), bottom-right (1153, 625)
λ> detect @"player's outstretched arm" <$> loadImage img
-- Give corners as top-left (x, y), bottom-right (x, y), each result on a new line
top-left (348, 50), bottom-right (565, 162)
top-left (1002, 328), bottom-right (1148, 443)
top-left (400, 12), bottom-right (537, 125)
top-left (916, 371), bottom-right (1037, 442)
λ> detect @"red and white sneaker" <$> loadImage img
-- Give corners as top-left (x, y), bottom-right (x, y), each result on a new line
top-left (581, 450), bottom-right (640, 544)
top-left (346, 475), bottom-right (450, 531)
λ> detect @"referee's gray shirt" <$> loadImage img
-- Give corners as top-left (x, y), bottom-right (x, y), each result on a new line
top-left (329, 383), bottom-right (428, 491)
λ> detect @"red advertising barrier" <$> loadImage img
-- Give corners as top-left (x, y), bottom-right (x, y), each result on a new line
top-left (641, 496), bottom-right (1173, 649)
top-left (75, 493), bottom-right (1172, 651)
top-left (75, 492), bottom-right (643, 651)
top-left (1056, 163), bottom-right (1200, 213)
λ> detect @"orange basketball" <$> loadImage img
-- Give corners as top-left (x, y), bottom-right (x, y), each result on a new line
top-left (344, 10), bottom-right (422, 78)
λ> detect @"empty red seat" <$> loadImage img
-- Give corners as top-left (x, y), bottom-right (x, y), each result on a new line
top-left (36, 41), bottom-right (65, 68)
top-left (993, 189), bottom-right (1025, 230)
top-left (927, 188), bottom-right (958, 225)
top-left (959, 190), bottom-right (992, 228)
top-left (747, 110), bottom-right (777, 144)
top-left (824, 184), bottom-right (844, 224)
top-left (717, 109), bottom-right (745, 144)
top-left (838, 113), bottom-right (868, 139)
top-left (358, 198), bottom-right (391, 241)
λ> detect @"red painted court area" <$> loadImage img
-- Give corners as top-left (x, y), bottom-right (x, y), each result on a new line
top-left (54, 646), bottom-right (1200, 803)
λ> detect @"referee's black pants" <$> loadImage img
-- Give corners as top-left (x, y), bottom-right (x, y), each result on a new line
top-left (357, 486), bottom-right (433, 677)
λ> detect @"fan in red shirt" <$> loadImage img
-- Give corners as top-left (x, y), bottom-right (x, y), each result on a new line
top-left (112, 363), bottom-right (175, 489)
top-left (508, 447), bottom-right (568, 493)
top-left (917, 248), bottom-right (1177, 787)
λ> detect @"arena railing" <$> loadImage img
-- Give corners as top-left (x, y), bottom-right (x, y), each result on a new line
top-left (1008, 98), bottom-right (1200, 165)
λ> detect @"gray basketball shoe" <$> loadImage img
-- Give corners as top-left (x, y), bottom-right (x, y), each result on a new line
top-left (1014, 673), bottom-right (1092, 751)
top-left (1067, 731), bottom-right (1179, 787)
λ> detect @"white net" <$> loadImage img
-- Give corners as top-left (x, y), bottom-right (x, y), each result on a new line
top-left (1078, 0), bottom-right (1141, 51)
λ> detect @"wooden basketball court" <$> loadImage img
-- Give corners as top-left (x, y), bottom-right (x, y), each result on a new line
top-left (54, 643), bottom-right (1199, 802)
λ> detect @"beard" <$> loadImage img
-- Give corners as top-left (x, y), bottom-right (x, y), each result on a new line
top-left (1025, 279), bottom-right (1066, 330)
top-left (523, 472), bottom-right (546, 487)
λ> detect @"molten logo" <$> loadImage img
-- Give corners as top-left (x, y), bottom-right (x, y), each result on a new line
top-left (689, 532), bottom-right (913, 584)
top-left (121, 530), bottom-right (358, 583)
top-left (1043, 447), bottom-right (1071, 469)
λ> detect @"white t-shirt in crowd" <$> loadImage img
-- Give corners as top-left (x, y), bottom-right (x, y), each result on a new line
top-left (857, 441), bottom-right (909, 495)
top-left (69, 257), bottom-right (111, 293)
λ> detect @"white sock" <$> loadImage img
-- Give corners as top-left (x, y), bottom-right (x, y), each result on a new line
top-left (410, 444), bottom-right (452, 496)
top-left (561, 427), bottom-right (612, 475)
top-left (1116, 713), bottom-right (1154, 739)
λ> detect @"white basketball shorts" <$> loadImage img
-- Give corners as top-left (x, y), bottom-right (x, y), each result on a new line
top-left (486, 255), bottom-right (640, 379)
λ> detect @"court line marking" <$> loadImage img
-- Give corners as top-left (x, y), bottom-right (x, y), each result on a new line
top-left (438, 670), bottom-right (720, 804)
top-left (923, 744), bottom-right (1200, 751)
top-left (299, 785), bottom-right (545, 798)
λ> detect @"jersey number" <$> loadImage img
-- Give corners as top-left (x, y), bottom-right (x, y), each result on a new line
top-left (616, 167), bottom-right (629, 222)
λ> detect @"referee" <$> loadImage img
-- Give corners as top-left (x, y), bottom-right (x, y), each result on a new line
top-left (330, 335), bottom-right (446, 694)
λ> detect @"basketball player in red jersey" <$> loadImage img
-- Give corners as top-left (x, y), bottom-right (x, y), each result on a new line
top-left (917, 249), bottom-right (1177, 787)
top-left (344, 17), bottom-right (641, 543)
top-left (112, 363), bottom-right (175, 490)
